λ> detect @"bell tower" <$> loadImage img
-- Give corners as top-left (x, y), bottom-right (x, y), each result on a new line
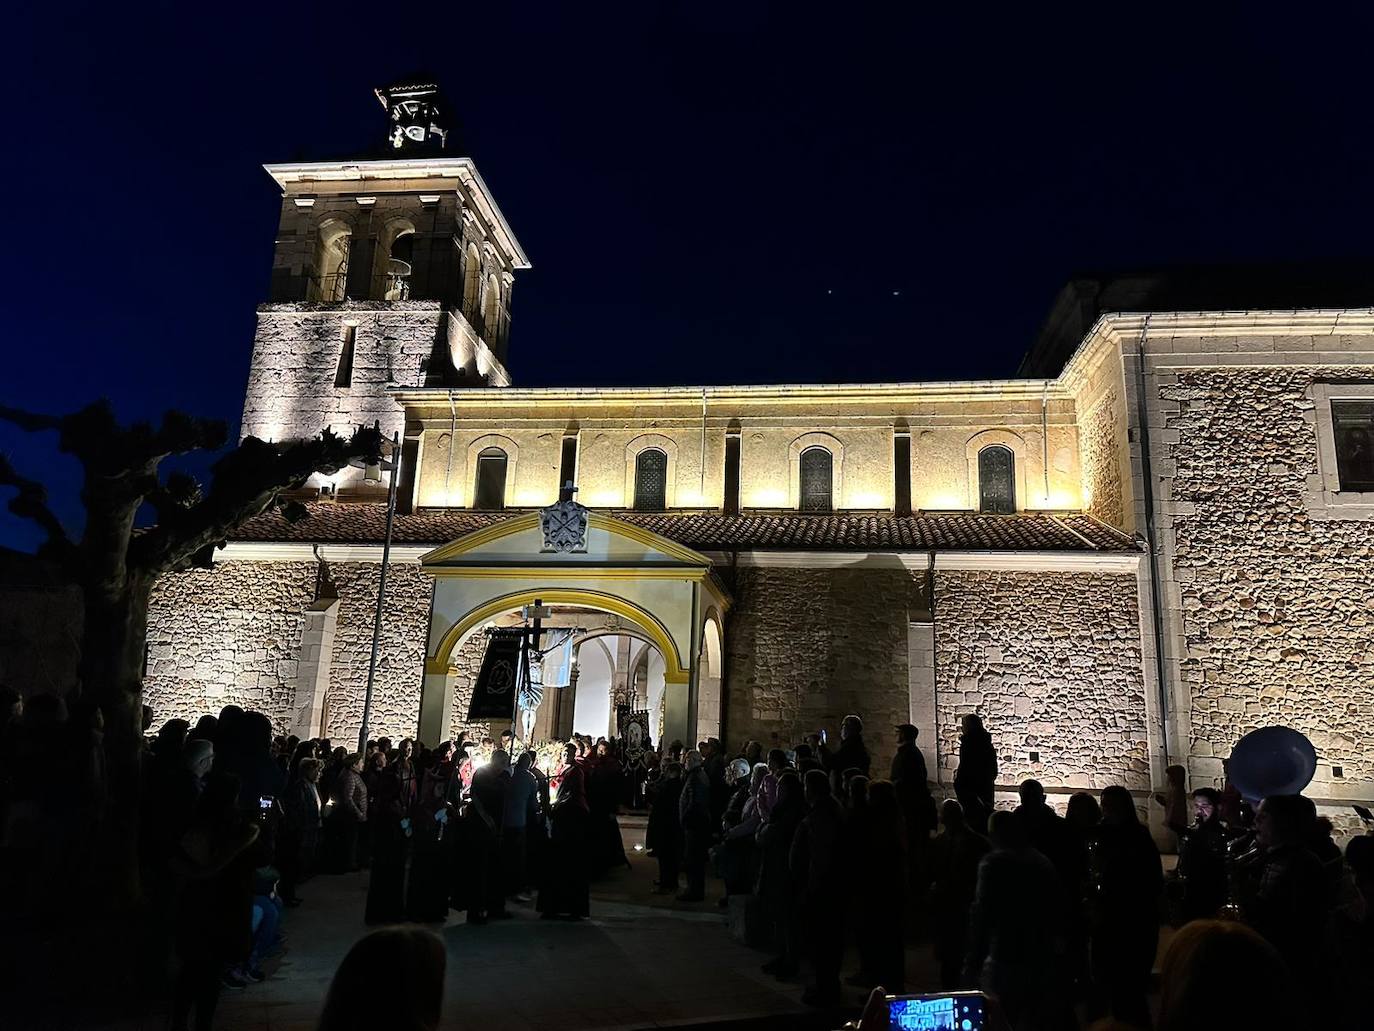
top-left (240, 82), bottom-right (529, 489)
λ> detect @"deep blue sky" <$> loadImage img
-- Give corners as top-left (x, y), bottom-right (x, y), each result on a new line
top-left (4, 2), bottom-right (1373, 549)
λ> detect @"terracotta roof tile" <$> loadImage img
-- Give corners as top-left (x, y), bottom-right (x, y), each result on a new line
top-left (229, 504), bottom-right (1139, 553)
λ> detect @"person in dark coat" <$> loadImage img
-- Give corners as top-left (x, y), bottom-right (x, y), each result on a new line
top-left (953, 714), bottom-right (997, 835)
top-left (587, 741), bottom-right (630, 872)
top-left (466, 750), bottom-right (510, 923)
top-left (1177, 786), bottom-right (1228, 922)
top-left (678, 749), bottom-right (712, 902)
top-left (1241, 792), bottom-right (1330, 992)
top-left (278, 756), bottom-right (323, 904)
top-left (326, 753), bottom-right (367, 873)
top-left (929, 799), bottom-right (990, 988)
top-left (964, 811), bottom-right (1064, 1029)
top-left (1090, 785), bottom-right (1163, 1028)
top-left (1013, 779), bottom-right (1087, 896)
top-left (169, 772), bottom-right (259, 1030)
top-left (850, 779), bottom-right (907, 992)
top-left (406, 755), bottom-right (454, 923)
top-left (830, 715), bottom-right (871, 792)
top-left (364, 762), bottom-right (407, 924)
top-left (791, 768), bottom-right (847, 1007)
top-left (758, 770), bottom-right (805, 979)
top-left (538, 743), bottom-right (591, 919)
top-left (890, 723), bottom-right (936, 882)
top-left (648, 761), bottom-right (685, 894)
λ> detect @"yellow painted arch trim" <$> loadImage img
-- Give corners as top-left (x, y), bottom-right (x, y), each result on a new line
top-left (430, 587), bottom-right (691, 683)
top-left (419, 511), bottom-right (711, 569)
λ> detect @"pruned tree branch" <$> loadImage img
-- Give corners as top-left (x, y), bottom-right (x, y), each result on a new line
top-left (133, 425), bottom-right (384, 574)
top-left (0, 453), bottom-right (76, 560)
top-left (0, 403), bottom-right (63, 434)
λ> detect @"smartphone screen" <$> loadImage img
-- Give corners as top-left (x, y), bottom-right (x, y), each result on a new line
top-left (887, 993), bottom-right (985, 1031)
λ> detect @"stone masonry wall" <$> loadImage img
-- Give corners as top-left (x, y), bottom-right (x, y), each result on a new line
top-left (321, 562), bottom-right (431, 742)
top-left (146, 562), bottom-right (317, 728)
top-left (1160, 365), bottom-right (1374, 789)
top-left (240, 303), bottom-right (443, 486)
top-left (447, 631), bottom-right (491, 743)
top-left (934, 569), bottom-right (1149, 790)
top-left (724, 566), bottom-right (927, 771)
top-left (1081, 387), bottom-right (1126, 528)
top-left (147, 559), bottom-right (435, 741)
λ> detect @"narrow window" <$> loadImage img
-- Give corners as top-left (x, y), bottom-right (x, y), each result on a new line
top-left (723, 432), bottom-right (742, 515)
top-left (559, 435), bottom-right (579, 492)
top-left (482, 274), bottom-right (502, 343)
top-left (1331, 401), bottom-right (1374, 491)
top-left (799, 447), bottom-right (833, 513)
top-left (978, 445), bottom-right (1016, 514)
top-left (473, 447), bottom-right (508, 510)
top-left (893, 431), bottom-right (912, 516)
top-left (462, 242), bottom-right (482, 321)
top-left (334, 325), bottom-right (356, 388)
top-left (634, 449), bottom-right (668, 511)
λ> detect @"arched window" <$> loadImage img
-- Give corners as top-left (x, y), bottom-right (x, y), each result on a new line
top-left (473, 447), bottom-right (508, 510)
top-left (633, 448), bottom-right (668, 511)
top-left (462, 243), bottom-right (482, 320)
top-left (978, 445), bottom-right (1016, 514)
top-left (799, 446), bottom-right (833, 513)
top-left (312, 220), bottom-right (351, 301)
top-left (382, 229), bottom-right (414, 300)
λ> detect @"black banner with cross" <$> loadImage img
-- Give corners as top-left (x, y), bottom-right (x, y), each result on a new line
top-left (467, 628), bottom-right (525, 720)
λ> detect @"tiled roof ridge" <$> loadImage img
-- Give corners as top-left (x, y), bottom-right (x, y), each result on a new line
top-left (226, 503), bottom-right (1140, 553)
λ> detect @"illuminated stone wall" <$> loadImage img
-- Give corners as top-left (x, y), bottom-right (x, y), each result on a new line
top-left (318, 562), bottom-right (430, 742)
top-left (410, 386), bottom-right (1085, 513)
top-left (146, 559), bottom-right (433, 741)
top-left (240, 302), bottom-right (444, 476)
top-left (723, 565), bottom-right (927, 769)
top-left (1153, 360), bottom-right (1374, 795)
top-left (932, 569), bottom-right (1150, 791)
top-left (146, 561), bottom-right (318, 728)
top-left (1062, 337), bottom-right (1132, 532)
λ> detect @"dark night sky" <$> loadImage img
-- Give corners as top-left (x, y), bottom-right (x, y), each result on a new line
top-left (3, 2), bottom-right (1373, 550)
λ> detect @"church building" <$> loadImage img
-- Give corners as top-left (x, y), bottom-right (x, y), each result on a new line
top-left (143, 84), bottom-right (1374, 825)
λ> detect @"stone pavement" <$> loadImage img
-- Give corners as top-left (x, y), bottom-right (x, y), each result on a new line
top-left (87, 821), bottom-right (1174, 1031)
top-left (98, 818), bottom-right (888, 1031)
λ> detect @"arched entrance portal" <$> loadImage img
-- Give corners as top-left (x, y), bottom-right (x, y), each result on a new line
top-left (414, 510), bottom-right (730, 749)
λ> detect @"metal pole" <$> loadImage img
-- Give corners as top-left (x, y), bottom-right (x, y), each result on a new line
top-left (358, 431), bottom-right (401, 753)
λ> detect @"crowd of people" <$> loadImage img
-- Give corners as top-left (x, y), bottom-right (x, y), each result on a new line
top-left (2, 684), bottom-right (1372, 1031)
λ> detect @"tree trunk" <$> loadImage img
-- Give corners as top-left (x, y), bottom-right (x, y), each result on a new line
top-left (78, 573), bottom-right (153, 910)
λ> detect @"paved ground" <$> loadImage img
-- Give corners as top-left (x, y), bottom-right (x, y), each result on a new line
top-left (103, 817), bottom-right (890, 1031)
top-left (85, 820), bottom-right (1175, 1031)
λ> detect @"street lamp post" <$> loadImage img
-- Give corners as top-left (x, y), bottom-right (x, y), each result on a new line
top-left (358, 430), bottom-right (401, 753)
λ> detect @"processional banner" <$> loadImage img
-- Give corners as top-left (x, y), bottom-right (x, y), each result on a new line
top-left (467, 628), bottom-right (524, 720)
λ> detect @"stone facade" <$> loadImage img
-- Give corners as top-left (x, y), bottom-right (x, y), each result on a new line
top-left (319, 562), bottom-right (431, 742)
top-left (146, 559), bottom-right (433, 742)
top-left (1158, 364), bottom-right (1374, 790)
top-left (723, 566), bottom-right (928, 770)
top-left (1079, 387), bottom-right (1126, 528)
top-left (932, 569), bottom-right (1150, 791)
top-left (240, 303), bottom-right (445, 481)
top-left (146, 561), bottom-right (317, 728)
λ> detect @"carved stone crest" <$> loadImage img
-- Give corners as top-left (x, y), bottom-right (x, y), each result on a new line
top-left (540, 497), bottom-right (588, 553)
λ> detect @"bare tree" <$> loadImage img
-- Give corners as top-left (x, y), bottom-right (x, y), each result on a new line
top-left (0, 400), bottom-right (382, 906)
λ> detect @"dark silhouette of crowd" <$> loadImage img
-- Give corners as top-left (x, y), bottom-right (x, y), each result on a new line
top-left (3, 686), bottom-right (1372, 1031)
